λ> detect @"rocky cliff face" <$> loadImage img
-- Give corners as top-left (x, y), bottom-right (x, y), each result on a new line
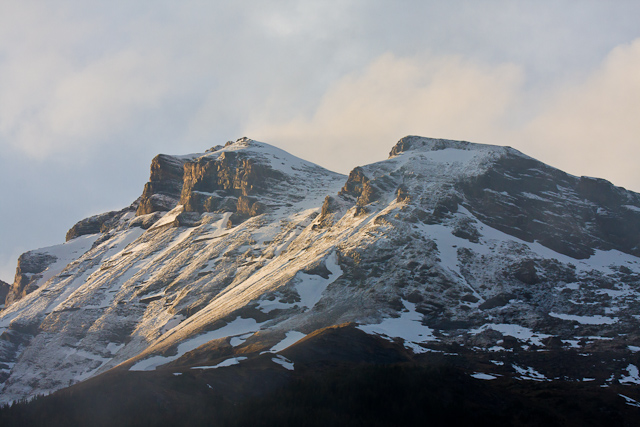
top-left (0, 281), bottom-right (9, 308)
top-left (1, 136), bottom-right (639, 404)
top-left (136, 154), bottom-right (191, 216)
top-left (4, 251), bottom-right (57, 307)
top-left (65, 209), bottom-right (132, 241)
top-left (179, 145), bottom-right (281, 220)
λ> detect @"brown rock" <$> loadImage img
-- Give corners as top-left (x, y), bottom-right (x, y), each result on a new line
top-left (339, 167), bottom-right (379, 206)
top-left (65, 210), bottom-right (120, 241)
top-left (5, 251), bottom-right (57, 306)
top-left (0, 279), bottom-right (10, 306)
top-left (136, 154), bottom-right (188, 216)
top-left (179, 150), bottom-right (283, 219)
top-left (396, 185), bottom-right (410, 203)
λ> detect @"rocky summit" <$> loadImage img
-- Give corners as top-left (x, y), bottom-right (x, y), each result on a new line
top-left (1, 136), bottom-right (640, 423)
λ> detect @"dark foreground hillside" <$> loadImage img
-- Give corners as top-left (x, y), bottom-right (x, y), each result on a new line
top-left (2, 326), bottom-right (640, 427)
top-left (1, 363), bottom-right (639, 427)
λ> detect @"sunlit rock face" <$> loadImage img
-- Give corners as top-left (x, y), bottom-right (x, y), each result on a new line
top-left (137, 154), bottom-right (190, 216)
top-left (4, 251), bottom-right (57, 307)
top-left (1, 135), bottom-right (640, 404)
top-left (179, 147), bottom-right (282, 220)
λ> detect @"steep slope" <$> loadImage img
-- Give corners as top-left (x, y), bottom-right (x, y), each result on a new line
top-left (0, 138), bottom-right (345, 402)
top-left (0, 281), bottom-right (9, 309)
top-left (1, 136), bottom-right (640, 404)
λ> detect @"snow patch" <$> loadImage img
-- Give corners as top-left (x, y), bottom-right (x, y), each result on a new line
top-left (619, 394), bottom-right (640, 408)
top-left (512, 364), bottom-right (548, 381)
top-left (294, 251), bottom-right (343, 310)
top-left (269, 331), bottom-right (307, 353)
top-left (106, 343), bottom-right (124, 354)
top-left (192, 357), bottom-right (247, 370)
top-left (358, 300), bottom-right (436, 353)
top-left (471, 373), bottom-right (498, 380)
top-left (256, 298), bottom-right (295, 313)
top-left (471, 324), bottom-right (550, 347)
top-left (271, 355), bottom-right (294, 370)
top-left (230, 333), bottom-right (254, 347)
top-left (161, 315), bottom-right (186, 334)
top-left (149, 205), bottom-right (184, 229)
top-left (620, 364), bottom-right (640, 385)
top-left (130, 317), bottom-right (264, 371)
top-left (549, 312), bottom-right (618, 325)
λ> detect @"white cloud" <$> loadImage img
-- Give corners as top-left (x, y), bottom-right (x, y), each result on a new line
top-left (245, 41), bottom-right (640, 192)
top-left (244, 52), bottom-right (524, 172)
top-left (520, 38), bottom-right (640, 189)
top-left (0, 5), bottom-right (146, 156)
top-left (2, 49), bottom-right (176, 157)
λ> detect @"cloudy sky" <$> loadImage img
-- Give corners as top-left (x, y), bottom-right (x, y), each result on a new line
top-left (1, 1), bottom-right (640, 282)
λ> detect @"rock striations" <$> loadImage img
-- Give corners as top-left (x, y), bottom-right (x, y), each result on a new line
top-left (1, 136), bottom-right (640, 406)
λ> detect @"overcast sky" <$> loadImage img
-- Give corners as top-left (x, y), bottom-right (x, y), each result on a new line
top-left (1, 1), bottom-right (640, 282)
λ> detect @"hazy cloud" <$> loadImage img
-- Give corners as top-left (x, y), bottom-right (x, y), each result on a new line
top-left (246, 39), bottom-right (640, 191)
top-left (521, 38), bottom-right (640, 188)
top-left (245, 53), bottom-right (524, 172)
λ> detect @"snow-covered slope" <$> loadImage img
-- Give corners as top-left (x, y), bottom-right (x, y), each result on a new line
top-left (1, 136), bottom-right (640, 403)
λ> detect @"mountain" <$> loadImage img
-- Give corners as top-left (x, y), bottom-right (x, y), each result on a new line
top-left (1, 136), bottom-right (640, 422)
top-left (0, 280), bottom-right (9, 309)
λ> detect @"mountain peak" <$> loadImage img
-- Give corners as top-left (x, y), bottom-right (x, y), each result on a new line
top-left (2, 135), bottom-right (640, 407)
top-left (388, 135), bottom-right (520, 159)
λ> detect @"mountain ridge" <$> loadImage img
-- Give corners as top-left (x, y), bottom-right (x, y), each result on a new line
top-left (1, 135), bottom-right (639, 406)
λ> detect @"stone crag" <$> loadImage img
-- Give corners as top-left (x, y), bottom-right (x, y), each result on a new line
top-left (136, 154), bottom-right (189, 216)
top-left (180, 150), bottom-right (282, 216)
top-left (0, 280), bottom-right (10, 307)
top-left (4, 251), bottom-right (57, 306)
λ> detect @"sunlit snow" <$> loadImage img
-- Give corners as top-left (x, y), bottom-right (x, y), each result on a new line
top-left (294, 251), bottom-right (343, 309)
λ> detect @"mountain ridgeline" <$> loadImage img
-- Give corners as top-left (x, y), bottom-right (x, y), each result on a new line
top-left (1, 136), bottom-right (640, 423)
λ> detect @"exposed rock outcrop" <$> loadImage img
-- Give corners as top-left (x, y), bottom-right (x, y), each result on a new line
top-left (339, 167), bottom-right (379, 206)
top-left (136, 154), bottom-right (189, 216)
top-left (66, 210), bottom-right (120, 241)
top-left (0, 280), bottom-right (10, 307)
top-left (388, 135), bottom-right (473, 157)
top-left (179, 145), bottom-right (284, 220)
top-left (4, 251), bottom-right (57, 306)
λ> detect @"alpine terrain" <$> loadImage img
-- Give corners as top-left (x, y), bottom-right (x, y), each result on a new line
top-left (1, 136), bottom-right (640, 425)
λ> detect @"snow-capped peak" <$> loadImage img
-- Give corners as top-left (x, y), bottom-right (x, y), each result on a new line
top-left (1, 135), bottom-right (639, 405)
